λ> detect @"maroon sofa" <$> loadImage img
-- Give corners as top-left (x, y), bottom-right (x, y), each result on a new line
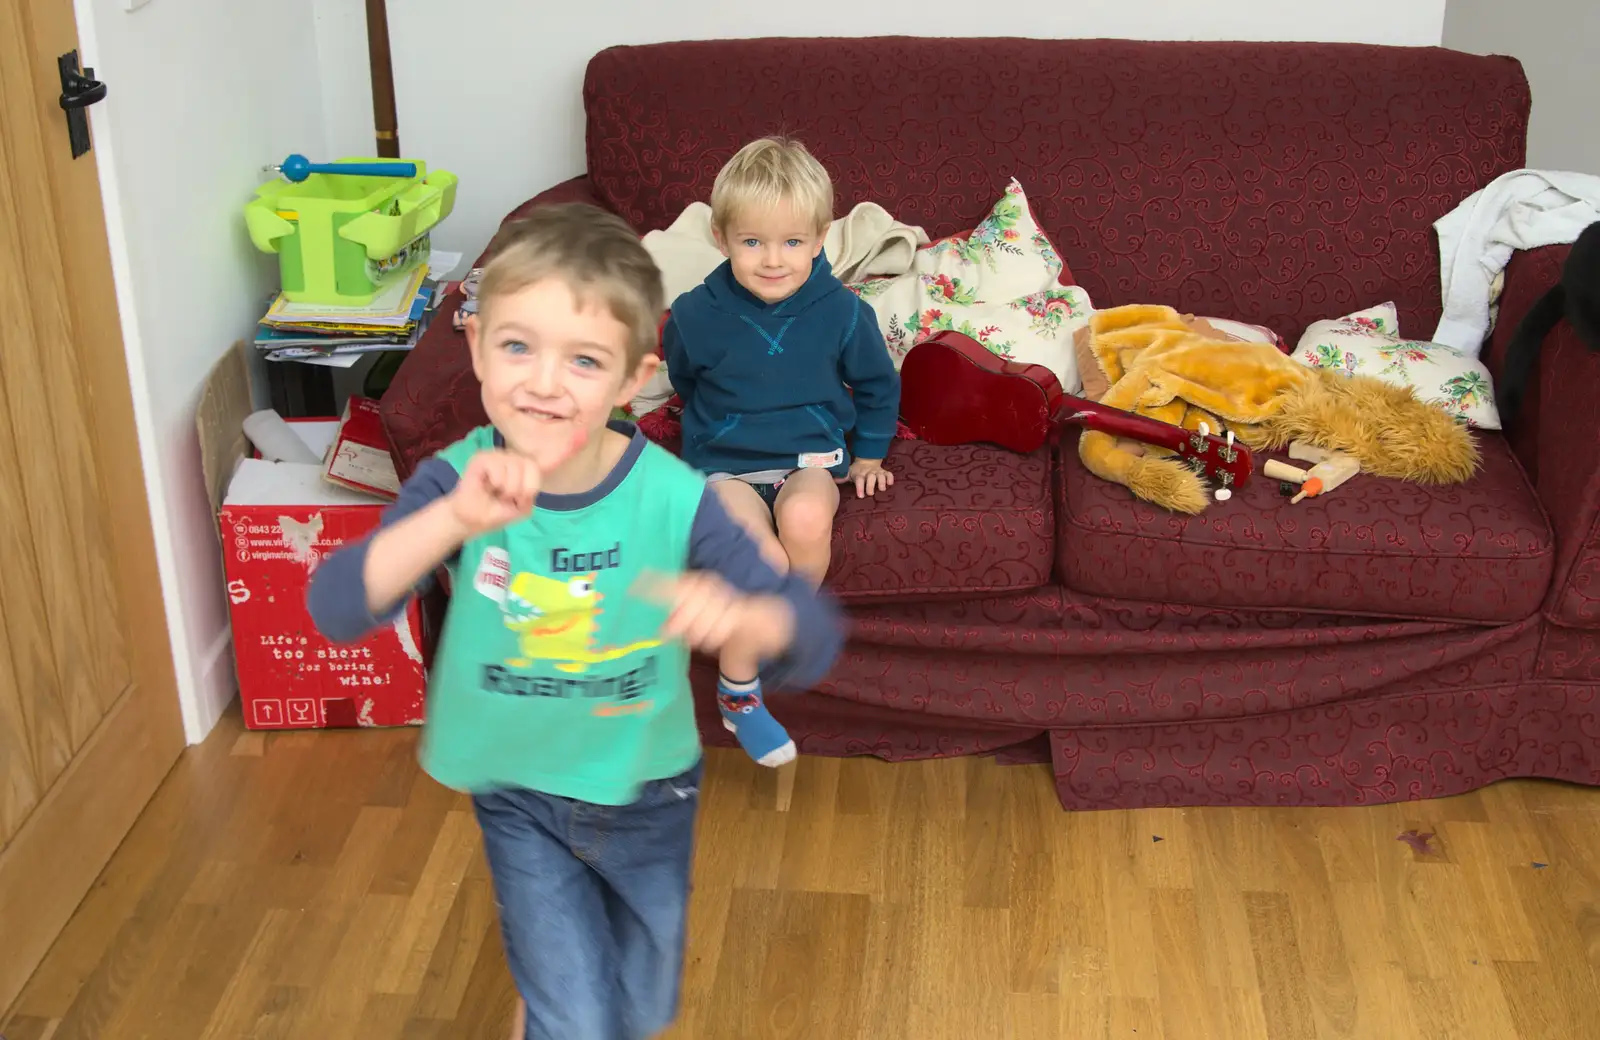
top-left (381, 37), bottom-right (1600, 809)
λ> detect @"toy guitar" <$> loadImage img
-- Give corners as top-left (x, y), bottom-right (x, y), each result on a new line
top-left (899, 330), bottom-right (1254, 498)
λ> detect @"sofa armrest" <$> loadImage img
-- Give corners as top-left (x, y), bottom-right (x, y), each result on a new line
top-left (1486, 244), bottom-right (1600, 627)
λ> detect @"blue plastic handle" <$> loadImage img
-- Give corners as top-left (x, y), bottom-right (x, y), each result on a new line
top-left (277, 153), bottom-right (417, 182)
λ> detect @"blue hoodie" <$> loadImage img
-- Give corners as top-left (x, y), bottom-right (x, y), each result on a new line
top-left (663, 252), bottom-right (900, 478)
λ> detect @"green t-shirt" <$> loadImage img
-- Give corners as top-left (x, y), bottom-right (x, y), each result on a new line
top-left (424, 426), bottom-right (707, 804)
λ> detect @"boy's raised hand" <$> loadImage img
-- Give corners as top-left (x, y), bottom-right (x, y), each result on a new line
top-left (355, 428), bottom-right (585, 621)
top-left (448, 427), bottom-right (586, 537)
top-left (449, 450), bottom-right (545, 535)
top-left (635, 571), bottom-right (795, 661)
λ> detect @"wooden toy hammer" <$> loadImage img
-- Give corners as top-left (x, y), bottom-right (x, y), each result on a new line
top-left (1266, 443), bottom-right (1361, 504)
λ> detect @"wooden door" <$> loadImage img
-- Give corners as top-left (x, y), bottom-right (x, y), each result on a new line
top-left (0, 0), bottom-right (186, 1016)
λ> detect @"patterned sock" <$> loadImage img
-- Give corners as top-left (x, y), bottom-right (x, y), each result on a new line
top-left (716, 675), bottom-right (796, 768)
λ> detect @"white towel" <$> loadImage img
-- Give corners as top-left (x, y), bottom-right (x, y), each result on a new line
top-left (1433, 169), bottom-right (1600, 355)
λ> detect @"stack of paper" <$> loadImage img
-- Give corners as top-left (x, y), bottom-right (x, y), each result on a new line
top-left (254, 249), bottom-right (463, 367)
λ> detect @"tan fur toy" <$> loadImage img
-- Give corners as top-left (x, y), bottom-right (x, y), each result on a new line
top-left (1075, 304), bottom-right (1479, 513)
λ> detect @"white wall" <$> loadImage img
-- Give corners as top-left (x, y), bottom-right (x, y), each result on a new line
top-left (1444, 0), bottom-right (1600, 176)
top-left (313, 1), bottom-right (380, 158)
top-left (75, 0), bottom-right (369, 742)
top-left (387, 0), bottom-right (1449, 260)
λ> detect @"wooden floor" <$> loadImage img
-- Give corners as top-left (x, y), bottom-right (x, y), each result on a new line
top-left (3, 710), bottom-right (1598, 1040)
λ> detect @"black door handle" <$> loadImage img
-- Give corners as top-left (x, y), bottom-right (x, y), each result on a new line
top-left (60, 69), bottom-right (107, 110)
top-left (57, 50), bottom-right (106, 158)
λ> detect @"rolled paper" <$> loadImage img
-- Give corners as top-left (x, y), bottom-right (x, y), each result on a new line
top-left (242, 409), bottom-right (321, 465)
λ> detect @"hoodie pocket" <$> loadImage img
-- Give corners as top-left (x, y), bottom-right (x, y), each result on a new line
top-left (803, 405), bottom-right (844, 445)
top-left (696, 406), bottom-right (843, 463)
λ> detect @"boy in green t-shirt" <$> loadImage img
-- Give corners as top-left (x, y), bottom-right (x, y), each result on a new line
top-left (307, 204), bottom-right (842, 1039)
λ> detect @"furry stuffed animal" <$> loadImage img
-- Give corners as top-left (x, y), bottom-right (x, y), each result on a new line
top-left (1495, 219), bottom-right (1600, 427)
top-left (1077, 305), bottom-right (1480, 513)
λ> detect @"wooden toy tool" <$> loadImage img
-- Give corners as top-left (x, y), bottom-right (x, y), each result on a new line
top-left (1289, 449), bottom-right (1360, 504)
top-left (1262, 459), bottom-right (1309, 483)
top-left (1289, 442), bottom-right (1334, 464)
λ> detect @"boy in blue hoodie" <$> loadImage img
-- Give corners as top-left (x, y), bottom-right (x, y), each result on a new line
top-left (664, 136), bottom-right (901, 587)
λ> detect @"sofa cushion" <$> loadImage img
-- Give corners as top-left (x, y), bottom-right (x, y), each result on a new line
top-left (1056, 430), bottom-right (1553, 623)
top-left (388, 354), bottom-right (1056, 604)
top-left (828, 438), bottom-right (1054, 602)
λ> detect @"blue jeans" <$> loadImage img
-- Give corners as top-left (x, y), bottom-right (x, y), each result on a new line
top-left (472, 760), bottom-right (703, 1040)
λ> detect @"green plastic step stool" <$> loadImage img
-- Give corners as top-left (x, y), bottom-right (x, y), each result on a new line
top-left (245, 157), bottom-right (458, 306)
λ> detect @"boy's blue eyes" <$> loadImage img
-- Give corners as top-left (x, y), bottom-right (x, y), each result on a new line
top-left (498, 341), bottom-right (601, 370)
top-left (741, 238), bottom-right (805, 248)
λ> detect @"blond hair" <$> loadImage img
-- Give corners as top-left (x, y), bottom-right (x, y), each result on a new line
top-left (477, 204), bottom-right (663, 368)
top-left (710, 136), bottom-right (834, 235)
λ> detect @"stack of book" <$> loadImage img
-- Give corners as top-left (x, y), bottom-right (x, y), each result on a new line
top-left (253, 264), bottom-right (435, 368)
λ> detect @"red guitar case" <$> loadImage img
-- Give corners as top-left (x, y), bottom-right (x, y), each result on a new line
top-left (899, 330), bottom-right (1253, 490)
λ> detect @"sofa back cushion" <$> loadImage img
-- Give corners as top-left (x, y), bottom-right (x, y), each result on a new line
top-left (583, 37), bottom-right (1528, 343)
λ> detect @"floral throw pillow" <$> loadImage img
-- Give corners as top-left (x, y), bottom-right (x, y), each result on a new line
top-left (1293, 303), bottom-right (1501, 429)
top-left (846, 179), bottom-right (1091, 391)
top-left (918, 178), bottom-right (1073, 300)
top-left (849, 277), bottom-right (1092, 391)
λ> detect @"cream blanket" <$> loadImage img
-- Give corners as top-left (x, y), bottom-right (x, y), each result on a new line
top-left (631, 201), bottom-right (929, 415)
top-left (642, 201), bottom-right (929, 306)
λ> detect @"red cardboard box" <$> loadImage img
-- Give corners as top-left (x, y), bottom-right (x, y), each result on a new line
top-left (200, 344), bottom-right (427, 730)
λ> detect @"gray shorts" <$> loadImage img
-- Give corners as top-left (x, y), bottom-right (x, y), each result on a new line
top-left (706, 469), bottom-right (793, 510)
